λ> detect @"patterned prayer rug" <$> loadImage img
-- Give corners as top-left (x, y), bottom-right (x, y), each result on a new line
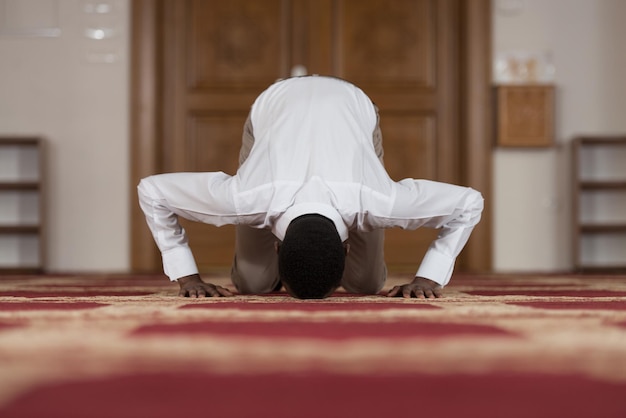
top-left (0, 273), bottom-right (625, 417)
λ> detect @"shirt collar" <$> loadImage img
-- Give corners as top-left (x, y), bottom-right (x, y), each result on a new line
top-left (273, 203), bottom-right (349, 242)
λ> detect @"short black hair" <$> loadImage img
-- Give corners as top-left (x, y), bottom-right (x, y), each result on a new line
top-left (278, 214), bottom-right (345, 299)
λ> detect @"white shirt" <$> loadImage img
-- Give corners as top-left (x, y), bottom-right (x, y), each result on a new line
top-left (138, 76), bottom-right (484, 286)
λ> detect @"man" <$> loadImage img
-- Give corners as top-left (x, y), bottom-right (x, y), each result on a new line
top-left (138, 76), bottom-right (483, 299)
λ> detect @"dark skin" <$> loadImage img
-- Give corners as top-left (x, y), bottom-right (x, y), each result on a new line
top-left (177, 274), bottom-right (233, 298)
top-left (178, 239), bottom-right (442, 299)
top-left (177, 274), bottom-right (442, 299)
top-left (385, 276), bottom-right (443, 299)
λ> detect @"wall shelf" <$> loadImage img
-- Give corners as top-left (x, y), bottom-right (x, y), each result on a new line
top-left (572, 136), bottom-right (626, 272)
top-left (0, 137), bottom-right (45, 273)
top-left (580, 181), bottom-right (626, 190)
top-left (580, 224), bottom-right (626, 233)
top-left (0, 182), bottom-right (40, 190)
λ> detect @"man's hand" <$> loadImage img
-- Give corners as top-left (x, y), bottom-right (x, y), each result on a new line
top-left (177, 274), bottom-right (234, 298)
top-left (386, 276), bottom-right (443, 299)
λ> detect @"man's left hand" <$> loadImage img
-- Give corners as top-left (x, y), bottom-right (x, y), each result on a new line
top-left (386, 276), bottom-right (443, 299)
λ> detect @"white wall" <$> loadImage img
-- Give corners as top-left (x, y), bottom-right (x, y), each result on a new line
top-left (492, 0), bottom-right (626, 271)
top-left (0, 0), bottom-right (129, 272)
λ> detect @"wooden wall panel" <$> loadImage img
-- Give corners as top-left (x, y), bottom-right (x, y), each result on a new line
top-left (179, 220), bottom-right (236, 270)
top-left (380, 115), bottom-right (436, 181)
top-left (187, 0), bottom-right (287, 88)
top-left (186, 115), bottom-right (244, 173)
top-left (336, 0), bottom-right (434, 87)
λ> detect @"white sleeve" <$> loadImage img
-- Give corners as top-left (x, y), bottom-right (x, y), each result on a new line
top-left (137, 172), bottom-right (239, 281)
top-left (389, 179), bottom-right (484, 287)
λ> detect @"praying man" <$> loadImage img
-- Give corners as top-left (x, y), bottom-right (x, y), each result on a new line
top-left (138, 76), bottom-right (483, 299)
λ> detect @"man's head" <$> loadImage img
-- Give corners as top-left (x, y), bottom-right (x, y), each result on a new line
top-left (278, 214), bottom-right (345, 299)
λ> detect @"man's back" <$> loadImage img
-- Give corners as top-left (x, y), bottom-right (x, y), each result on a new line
top-left (238, 76), bottom-right (388, 190)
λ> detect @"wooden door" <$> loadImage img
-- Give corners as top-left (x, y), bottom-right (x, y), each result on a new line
top-left (331, 0), bottom-right (460, 270)
top-left (159, 0), bottom-right (291, 270)
top-left (131, 0), bottom-right (492, 274)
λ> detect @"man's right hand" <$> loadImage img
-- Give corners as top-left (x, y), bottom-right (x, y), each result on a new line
top-left (177, 274), bottom-right (234, 298)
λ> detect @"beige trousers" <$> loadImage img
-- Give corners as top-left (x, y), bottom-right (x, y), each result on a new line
top-left (230, 109), bottom-right (387, 294)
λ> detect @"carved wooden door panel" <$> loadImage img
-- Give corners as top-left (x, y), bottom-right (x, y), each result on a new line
top-left (329, 0), bottom-right (460, 270)
top-left (161, 0), bottom-right (290, 270)
top-left (161, 0), bottom-right (459, 272)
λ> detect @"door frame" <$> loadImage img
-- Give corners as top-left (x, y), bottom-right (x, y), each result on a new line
top-left (129, 0), bottom-right (493, 273)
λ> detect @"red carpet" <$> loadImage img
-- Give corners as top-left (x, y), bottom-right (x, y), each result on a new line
top-left (2, 372), bottom-right (626, 418)
top-left (1, 273), bottom-right (626, 417)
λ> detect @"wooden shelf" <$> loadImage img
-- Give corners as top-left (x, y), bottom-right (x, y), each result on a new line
top-left (577, 265), bottom-right (626, 273)
top-left (572, 136), bottom-right (626, 272)
top-left (0, 182), bottom-right (40, 190)
top-left (580, 224), bottom-right (626, 233)
top-left (0, 137), bottom-right (44, 273)
top-left (0, 225), bottom-right (40, 234)
top-left (578, 136), bottom-right (626, 145)
top-left (0, 268), bottom-right (43, 274)
top-left (0, 137), bottom-right (40, 146)
top-left (580, 181), bottom-right (626, 190)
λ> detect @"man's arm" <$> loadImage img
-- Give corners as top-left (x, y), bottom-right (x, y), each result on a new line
top-left (137, 172), bottom-right (239, 297)
top-left (385, 179), bottom-right (484, 298)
